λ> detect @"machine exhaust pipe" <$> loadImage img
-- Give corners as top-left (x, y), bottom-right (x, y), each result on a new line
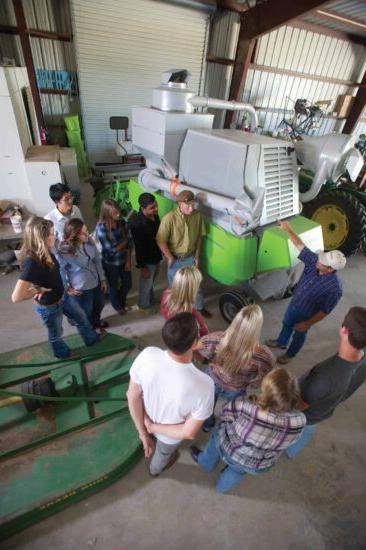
top-left (188, 95), bottom-right (258, 130)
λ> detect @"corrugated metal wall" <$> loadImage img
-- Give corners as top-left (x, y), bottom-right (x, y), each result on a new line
top-left (0, 0), bottom-right (79, 123)
top-left (0, 0), bottom-right (23, 65)
top-left (242, 26), bottom-right (366, 136)
top-left (206, 18), bottom-right (366, 137)
top-left (204, 10), bottom-right (239, 128)
top-left (71, 0), bottom-right (210, 163)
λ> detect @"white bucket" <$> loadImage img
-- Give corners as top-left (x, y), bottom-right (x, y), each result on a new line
top-left (10, 215), bottom-right (23, 234)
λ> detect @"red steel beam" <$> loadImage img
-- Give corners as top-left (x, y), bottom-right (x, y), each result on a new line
top-left (241, 0), bottom-right (328, 41)
top-left (0, 24), bottom-right (72, 41)
top-left (0, 24), bottom-right (18, 35)
top-left (343, 70), bottom-right (366, 134)
top-left (224, 36), bottom-right (256, 127)
top-left (12, 0), bottom-right (45, 130)
top-left (206, 55), bottom-right (235, 66)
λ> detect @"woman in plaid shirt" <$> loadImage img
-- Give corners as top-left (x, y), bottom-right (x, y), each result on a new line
top-left (96, 199), bottom-right (132, 314)
top-left (190, 368), bottom-right (306, 493)
top-left (199, 305), bottom-right (275, 431)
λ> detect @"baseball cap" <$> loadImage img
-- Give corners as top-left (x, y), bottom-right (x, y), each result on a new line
top-left (176, 190), bottom-right (195, 203)
top-left (318, 250), bottom-right (346, 271)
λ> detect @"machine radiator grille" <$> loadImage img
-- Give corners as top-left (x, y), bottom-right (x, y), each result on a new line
top-left (263, 146), bottom-right (296, 222)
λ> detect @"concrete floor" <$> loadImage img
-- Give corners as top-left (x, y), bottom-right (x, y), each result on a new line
top-left (1, 186), bottom-right (366, 550)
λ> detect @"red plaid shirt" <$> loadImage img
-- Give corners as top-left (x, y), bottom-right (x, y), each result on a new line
top-left (200, 331), bottom-right (275, 392)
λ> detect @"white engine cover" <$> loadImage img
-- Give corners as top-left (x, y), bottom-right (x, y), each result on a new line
top-left (179, 129), bottom-right (300, 226)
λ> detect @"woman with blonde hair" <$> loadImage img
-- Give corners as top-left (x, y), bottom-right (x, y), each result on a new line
top-left (96, 199), bottom-right (132, 314)
top-left (199, 304), bottom-right (275, 430)
top-left (160, 265), bottom-right (208, 337)
top-left (189, 368), bottom-right (306, 493)
top-left (11, 216), bottom-right (102, 359)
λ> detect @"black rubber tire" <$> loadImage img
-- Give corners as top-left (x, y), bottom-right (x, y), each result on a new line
top-left (302, 190), bottom-right (366, 256)
top-left (219, 291), bottom-right (253, 324)
top-left (21, 377), bottom-right (55, 412)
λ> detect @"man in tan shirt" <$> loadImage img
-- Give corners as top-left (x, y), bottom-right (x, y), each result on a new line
top-left (156, 190), bottom-right (210, 317)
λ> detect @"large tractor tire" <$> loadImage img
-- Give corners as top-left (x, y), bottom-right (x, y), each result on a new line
top-left (302, 190), bottom-right (366, 256)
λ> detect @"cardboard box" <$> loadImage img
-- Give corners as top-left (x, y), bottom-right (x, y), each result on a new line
top-left (26, 145), bottom-right (60, 162)
top-left (334, 95), bottom-right (355, 118)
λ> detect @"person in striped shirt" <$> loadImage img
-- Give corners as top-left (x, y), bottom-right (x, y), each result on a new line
top-left (266, 220), bottom-right (346, 364)
top-left (190, 368), bottom-right (306, 493)
top-left (198, 305), bottom-right (275, 431)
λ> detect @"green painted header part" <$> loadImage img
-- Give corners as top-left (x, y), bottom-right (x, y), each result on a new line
top-left (0, 334), bottom-right (142, 541)
top-left (127, 180), bottom-right (257, 285)
top-left (256, 215), bottom-right (323, 273)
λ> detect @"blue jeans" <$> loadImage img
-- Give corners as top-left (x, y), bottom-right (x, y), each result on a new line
top-left (286, 424), bottom-right (315, 458)
top-left (168, 255), bottom-right (204, 310)
top-left (33, 294), bottom-right (100, 358)
top-left (103, 262), bottom-right (132, 312)
top-left (203, 383), bottom-right (246, 431)
top-left (138, 263), bottom-right (160, 309)
top-left (71, 285), bottom-right (105, 327)
top-left (198, 430), bottom-right (269, 493)
top-left (277, 301), bottom-right (311, 357)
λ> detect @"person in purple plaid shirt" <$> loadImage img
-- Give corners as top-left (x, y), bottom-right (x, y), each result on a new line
top-left (266, 220), bottom-right (346, 364)
top-left (190, 368), bottom-right (306, 493)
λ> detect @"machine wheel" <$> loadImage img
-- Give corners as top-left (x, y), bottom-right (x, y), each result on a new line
top-left (302, 190), bottom-right (366, 256)
top-left (21, 377), bottom-right (55, 412)
top-left (219, 291), bottom-right (252, 323)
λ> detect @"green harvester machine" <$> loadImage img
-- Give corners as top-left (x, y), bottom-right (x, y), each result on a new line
top-left (123, 69), bottom-right (333, 320)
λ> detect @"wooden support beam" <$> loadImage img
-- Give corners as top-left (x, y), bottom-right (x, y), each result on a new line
top-left (0, 24), bottom-right (72, 42)
top-left (12, 0), bottom-right (45, 130)
top-left (343, 70), bottom-right (366, 134)
top-left (241, 0), bottom-right (328, 41)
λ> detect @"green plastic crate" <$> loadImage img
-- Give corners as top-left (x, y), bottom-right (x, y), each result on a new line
top-left (66, 130), bottom-right (83, 147)
top-left (64, 114), bottom-right (81, 132)
top-left (77, 156), bottom-right (90, 177)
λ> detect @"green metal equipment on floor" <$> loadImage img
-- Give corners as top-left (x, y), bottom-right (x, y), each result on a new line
top-left (0, 333), bottom-right (142, 541)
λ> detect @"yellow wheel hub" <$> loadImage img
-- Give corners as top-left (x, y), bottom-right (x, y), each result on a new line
top-left (312, 203), bottom-right (349, 250)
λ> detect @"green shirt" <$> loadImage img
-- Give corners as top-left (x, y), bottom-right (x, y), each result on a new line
top-left (156, 207), bottom-right (206, 257)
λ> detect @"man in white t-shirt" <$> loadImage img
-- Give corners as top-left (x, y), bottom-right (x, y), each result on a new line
top-left (127, 312), bottom-right (214, 476)
top-left (45, 183), bottom-right (83, 244)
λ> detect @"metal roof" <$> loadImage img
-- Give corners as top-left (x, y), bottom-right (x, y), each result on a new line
top-left (301, 1), bottom-right (366, 38)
